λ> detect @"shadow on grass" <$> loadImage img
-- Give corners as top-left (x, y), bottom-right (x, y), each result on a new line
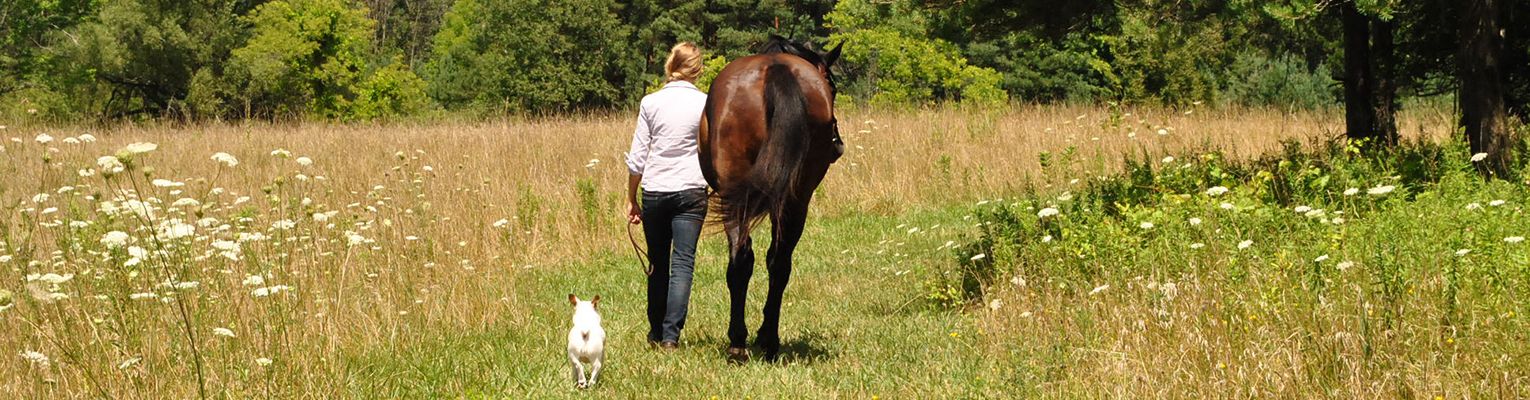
top-left (687, 330), bottom-right (839, 366)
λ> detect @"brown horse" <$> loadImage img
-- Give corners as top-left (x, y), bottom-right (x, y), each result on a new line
top-left (699, 36), bottom-right (842, 363)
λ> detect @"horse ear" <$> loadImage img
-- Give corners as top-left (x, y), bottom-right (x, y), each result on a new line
top-left (568, 293), bottom-right (577, 306)
top-left (592, 295), bottom-right (601, 308)
top-left (824, 42), bottom-right (842, 68)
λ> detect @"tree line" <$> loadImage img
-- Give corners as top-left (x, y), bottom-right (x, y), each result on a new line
top-left (1, 0), bottom-right (1526, 169)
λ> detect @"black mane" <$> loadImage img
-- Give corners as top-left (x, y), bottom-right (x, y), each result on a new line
top-left (758, 35), bottom-right (837, 92)
top-left (758, 35), bottom-right (827, 69)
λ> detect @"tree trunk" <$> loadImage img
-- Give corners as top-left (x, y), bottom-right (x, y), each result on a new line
top-left (1371, 17), bottom-right (1399, 146)
top-left (1341, 3), bottom-right (1375, 143)
top-left (1459, 0), bottom-right (1511, 176)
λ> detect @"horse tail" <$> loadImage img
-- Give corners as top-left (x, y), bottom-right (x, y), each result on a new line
top-left (752, 64), bottom-right (811, 221)
top-left (716, 63), bottom-right (810, 233)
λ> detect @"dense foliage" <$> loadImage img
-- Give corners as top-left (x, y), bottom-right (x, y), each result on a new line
top-left (0, 0), bottom-right (1527, 121)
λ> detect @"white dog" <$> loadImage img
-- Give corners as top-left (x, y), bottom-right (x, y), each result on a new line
top-left (566, 294), bottom-right (605, 389)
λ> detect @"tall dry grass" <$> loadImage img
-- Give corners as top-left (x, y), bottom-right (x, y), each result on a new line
top-left (0, 105), bottom-right (1450, 397)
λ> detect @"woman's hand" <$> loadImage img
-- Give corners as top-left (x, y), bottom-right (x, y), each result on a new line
top-left (626, 174), bottom-right (643, 224)
top-left (627, 201), bottom-right (643, 224)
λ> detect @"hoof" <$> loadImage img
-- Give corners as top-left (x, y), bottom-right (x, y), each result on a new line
top-left (726, 347), bottom-right (750, 364)
top-left (754, 337), bottom-right (780, 362)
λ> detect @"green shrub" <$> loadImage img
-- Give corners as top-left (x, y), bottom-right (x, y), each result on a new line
top-left (350, 60), bottom-right (432, 121)
top-left (950, 135), bottom-right (1530, 311)
top-left (1218, 51), bottom-right (1339, 110)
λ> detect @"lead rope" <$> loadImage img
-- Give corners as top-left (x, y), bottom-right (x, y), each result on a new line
top-left (627, 222), bottom-right (652, 276)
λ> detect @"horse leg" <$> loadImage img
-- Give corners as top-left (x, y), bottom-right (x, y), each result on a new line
top-left (757, 201), bottom-right (808, 361)
top-left (724, 219), bottom-right (755, 363)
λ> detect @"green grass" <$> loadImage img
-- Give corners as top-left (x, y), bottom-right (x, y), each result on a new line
top-left (343, 206), bottom-right (998, 398)
top-left (340, 138), bottom-right (1530, 398)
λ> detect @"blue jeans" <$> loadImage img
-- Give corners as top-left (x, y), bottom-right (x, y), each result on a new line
top-left (642, 188), bottom-right (708, 343)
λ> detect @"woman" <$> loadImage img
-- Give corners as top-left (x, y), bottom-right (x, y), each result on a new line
top-left (626, 42), bottom-right (708, 350)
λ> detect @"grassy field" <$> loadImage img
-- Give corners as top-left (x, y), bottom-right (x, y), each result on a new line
top-left (8, 104), bottom-right (1523, 398)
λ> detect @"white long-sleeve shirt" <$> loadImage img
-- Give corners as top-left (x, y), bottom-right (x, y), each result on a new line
top-left (626, 81), bottom-right (709, 192)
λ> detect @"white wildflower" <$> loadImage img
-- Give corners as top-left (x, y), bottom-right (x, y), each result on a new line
top-left (151, 179), bottom-right (183, 188)
top-left (100, 231), bottom-right (130, 248)
top-left (1294, 205), bottom-right (1312, 214)
top-left (242, 275), bottom-right (266, 286)
top-left (27, 273), bottom-right (74, 284)
top-left (312, 211), bottom-right (338, 222)
top-left (118, 142), bottom-right (157, 155)
top-left (1237, 240), bottom-right (1254, 250)
top-left (1343, 187), bottom-right (1359, 196)
top-left (270, 148), bottom-right (291, 158)
top-left (1336, 261), bottom-right (1354, 271)
top-left (1037, 207), bottom-right (1060, 218)
top-left (1139, 221), bottom-right (1154, 229)
top-left (211, 152), bottom-right (239, 167)
top-left (1367, 185), bottom-right (1395, 196)
top-left (1206, 186), bottom-right (1229, 196)
top-left (171, 198), bottom-right (200, 208)
top-left (1188, 217), bottom-right (1202, 225)
top-left (251, 285), bottom-right (292, 297)
top-left (211, 240), bottom-right (240, 261)
top-left (295, 156), bottom-right (313, 166)
top-left (77, 134), bottom-right (96, 143)
top-left (492, 218), bottom-right (510, 228)
top-left (1471, 152), bottom-right (1488, 162)
top-left (34, 134), bottom-right (53, 144)
top-left (987, 299), bottom-right (1003, 311)
top-left (156, 220), bottom-right (195, 240)
top-left (19, 350), bottom-right (50, 367)
top-left (255, 357), bottom-right (273, 367)
top-left (212, 327), bottom-right (236, 338)
top-left (129, 292), bottom-right (158, 300)
top-left (1314, 254), bottom-right (1329, 263)
top-left (97, 156), bottom-right (125, 174)
top-left (969, 253), bottom-right (987, 261)
top-left (1089, 284), bottom-right (1110, 296)
top-left (1190, 243), bottom-right (1205, 249)
top-left (1455, 249), bottom-right (1471, 256)
top-left (1507, 236), bottom-right (1525, 244)
top-left (1489, 200), bottom-right (1506, 207)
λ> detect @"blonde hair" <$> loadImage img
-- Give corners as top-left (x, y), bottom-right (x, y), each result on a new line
top-left (664, 42), bottom-right (703, 82)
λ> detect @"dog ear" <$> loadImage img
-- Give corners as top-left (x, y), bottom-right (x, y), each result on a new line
top-left (591, 295), bottom-right (601, 308)
top-left (568, 293), bottom-right (577, 306)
